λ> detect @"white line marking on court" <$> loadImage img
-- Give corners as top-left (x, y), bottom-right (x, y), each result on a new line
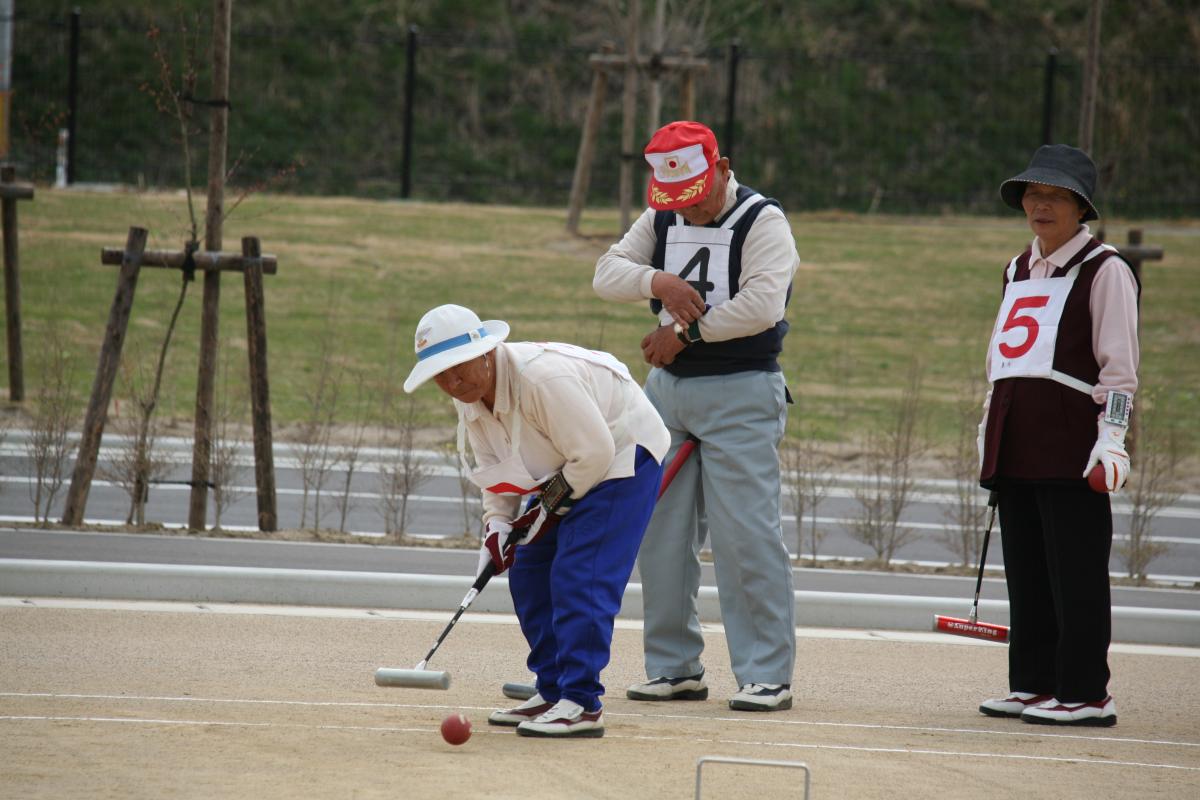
top-left (5, 597), bottom-right (1199, 657)
top-left (2, 714), bottom-right (1196, 772)
top-left (4, 692), bottom-right (1196, 750)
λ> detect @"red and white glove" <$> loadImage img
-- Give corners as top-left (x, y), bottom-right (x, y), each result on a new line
top-left (476, 519), bottom-right (515, 577)
top-left (510, 472), bottom-right (576, 547)
top-left (1083, 420), bottom-right (1130, 492)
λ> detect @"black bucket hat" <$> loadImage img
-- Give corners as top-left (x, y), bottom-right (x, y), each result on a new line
top-left (999, 144), bottom-right (1099, 222)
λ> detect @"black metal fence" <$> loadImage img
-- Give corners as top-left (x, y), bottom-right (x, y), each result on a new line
top-left (11, 9), bottom-right (1199, 217)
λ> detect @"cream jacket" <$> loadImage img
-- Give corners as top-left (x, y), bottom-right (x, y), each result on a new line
top-left (456, 342), bottom-right (670, 525)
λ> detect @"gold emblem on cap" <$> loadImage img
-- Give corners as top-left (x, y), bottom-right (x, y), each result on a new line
top-left (652, 175), bottom-right (707, 206)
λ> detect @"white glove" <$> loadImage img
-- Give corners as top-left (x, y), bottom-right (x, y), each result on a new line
top-left (1083, 420), bottom-right (1130, 492)
top-left (476, 519), bottom-right (514, 577)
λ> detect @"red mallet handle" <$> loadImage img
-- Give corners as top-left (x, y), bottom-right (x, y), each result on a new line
top-left (658, 436), bottom-right (699, 499)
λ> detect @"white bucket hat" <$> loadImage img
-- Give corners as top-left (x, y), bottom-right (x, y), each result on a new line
top-left (403, 304), bottom-right (510, 393)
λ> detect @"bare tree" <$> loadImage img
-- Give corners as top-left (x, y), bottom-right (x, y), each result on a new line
top-left (781, 406), bottom-right (836, 566)
top-left (25, 337), bottom-right (78, 524)
top-left (850, 360), bottom-right (927, 566)
top-left (440, 439), bottom-right (482, 537)
top-left (293, 339), bottom-right (341, 530)
top-left (378, 390), bottom-right (432, 541)
top-left (333, 369), bottom-right (370, 534)
top-left (938, 380), bottom-right (989, 568)
top-left (210, 355), bottom-right (249, 531)
top-left (99, 354), bottom-right (174, 527)
top-left (1119, 390), bottom-right (1183, 584)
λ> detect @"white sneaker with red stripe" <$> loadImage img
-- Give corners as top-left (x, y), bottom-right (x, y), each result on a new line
top-left (978, 691), bottom-right (1054, 718)
top-left (488, 693), bottom-right (554, 727)
top-left (1021, 696), bottom-right (1117, 727)
top-left (516, 699), bottom-right (605, 738)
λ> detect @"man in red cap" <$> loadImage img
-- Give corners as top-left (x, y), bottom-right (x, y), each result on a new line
top-left (593, 120), bottom-right (800, 712)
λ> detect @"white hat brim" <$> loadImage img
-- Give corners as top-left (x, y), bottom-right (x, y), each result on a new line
top-left (403, 320), bottom-right (509, 393)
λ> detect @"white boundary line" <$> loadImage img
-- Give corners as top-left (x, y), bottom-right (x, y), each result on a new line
top-left (5, 596), bottom-right (1199, 657)
top-left (1, 711), bottom-right (1196, 772)
top-left (4, 691), bottom-right (1197, 750)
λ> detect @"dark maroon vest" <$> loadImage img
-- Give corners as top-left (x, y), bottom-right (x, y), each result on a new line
top-left (980, 237), bottom-right (1137, 487)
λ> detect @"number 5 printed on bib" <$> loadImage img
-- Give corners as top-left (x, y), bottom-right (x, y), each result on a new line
top-left (988, 273), bottom-right (1077, 383)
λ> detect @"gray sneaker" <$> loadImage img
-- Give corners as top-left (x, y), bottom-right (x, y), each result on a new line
top-left (728, 683), bottom-right (792, 711)
top-left (488, 693), bottom-right (554, 726)
top-left (626, 671), bottom-right (709, 701)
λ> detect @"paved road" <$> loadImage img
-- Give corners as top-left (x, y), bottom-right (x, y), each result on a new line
top-left (2, 527), bottom-right (1197, 613)
top-left (3, 431), bottom-right (1198, 584)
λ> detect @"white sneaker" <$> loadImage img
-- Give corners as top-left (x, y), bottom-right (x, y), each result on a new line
top-left (626, 671), bottom-right (709, 701)
top-left (979, 691), bottom-right (1054, 718)
top-left (728, 683), bottom-right (792, 711)
top-left (1021, 696), bottom-right (1117, 727)
top-left (488, 692), bottom-right (554, 727)
top-left (516, 699), bottom-right (604, 738)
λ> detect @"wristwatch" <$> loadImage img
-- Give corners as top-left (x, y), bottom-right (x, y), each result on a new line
top-left (672, 319), bottom-right (703, 346)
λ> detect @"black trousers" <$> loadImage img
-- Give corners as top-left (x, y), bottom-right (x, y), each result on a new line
top-left (998, 482), bottom-right (1113, 702)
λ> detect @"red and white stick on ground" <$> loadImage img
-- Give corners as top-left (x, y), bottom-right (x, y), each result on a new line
top-left (932, 490), bottom-right (1010, 644)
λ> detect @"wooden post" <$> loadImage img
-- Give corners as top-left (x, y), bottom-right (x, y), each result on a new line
top-left (680, 48), bottom-right (696, 120)
top-left (242, 236), bottom-right (277, 532)
top-left (189, 0), bottom-right (233, 530)
top-left (62, 227), bottom-right (148, 525)
top-left (565, 48), bottom-right (612, 234)
top-left (2, 165), bottom-right (33, 402)
top-left (1078, 0), bottom-right (1103, 153)
top-left (618, 0), bottom-right (640, 235)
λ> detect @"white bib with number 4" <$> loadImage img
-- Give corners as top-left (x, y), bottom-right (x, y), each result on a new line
top-left (988, 265), bottom-right (1079, 383)
top-left (659, 226), bottom-right (733, 326)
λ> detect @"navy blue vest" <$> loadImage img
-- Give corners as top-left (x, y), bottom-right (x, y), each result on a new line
top-left (650, 184), bottom-right (792, 378)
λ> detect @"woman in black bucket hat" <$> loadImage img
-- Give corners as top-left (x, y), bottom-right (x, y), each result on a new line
top-left (975, 144), bottom-right (1140, 727)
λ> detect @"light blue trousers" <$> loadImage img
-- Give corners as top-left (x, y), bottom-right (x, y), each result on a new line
top-left (640, 368), bottom-right (796, 688)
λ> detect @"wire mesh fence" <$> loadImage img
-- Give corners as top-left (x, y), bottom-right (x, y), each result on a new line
top-left (10, 8), bottom-right (1199, 217)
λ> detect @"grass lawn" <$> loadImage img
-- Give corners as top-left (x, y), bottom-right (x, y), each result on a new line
top-left (11, 187), bottom-right (1200, 460)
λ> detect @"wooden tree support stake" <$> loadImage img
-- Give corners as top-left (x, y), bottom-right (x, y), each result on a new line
top-left (2, 165), bottom-right (35, 402)
top-left (62, 226), bottom-right (149, 526)
top-left (242, 236), bottom-right (278, 532)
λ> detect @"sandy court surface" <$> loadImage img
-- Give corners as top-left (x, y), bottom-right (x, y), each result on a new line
top-left (1, 599), bottom-right (1197, 799)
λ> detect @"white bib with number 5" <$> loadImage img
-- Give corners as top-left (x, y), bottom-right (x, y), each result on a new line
top-left (988, 265), bottom-right (1079, 383)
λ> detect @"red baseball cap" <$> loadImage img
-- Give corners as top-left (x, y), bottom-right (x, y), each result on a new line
top-left (644, 121), bottom-right (720, 211)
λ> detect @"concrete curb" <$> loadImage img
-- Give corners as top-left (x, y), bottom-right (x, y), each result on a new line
top-left (2, 559), bottom-right (1197, 647)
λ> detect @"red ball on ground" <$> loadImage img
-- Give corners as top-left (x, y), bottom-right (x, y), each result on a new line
top-left (1087, 463), bottom-right (1110, 493)
top-left (440, 713), bottom-right (471, 745)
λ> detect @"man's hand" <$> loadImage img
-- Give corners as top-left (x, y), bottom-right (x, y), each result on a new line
top-left (651, 272), bottom-right (706, 326)
top-left (641, 324), bottom-right (688, 368)
top-left (477, 519), bottom-right (515, 577)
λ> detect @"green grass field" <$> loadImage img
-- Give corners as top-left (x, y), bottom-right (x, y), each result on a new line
top-left (11, 188), bottom-right (1200, 458)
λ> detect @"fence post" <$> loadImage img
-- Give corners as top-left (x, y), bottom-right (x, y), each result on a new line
top-left (724, 39), bottom-right (740, 162)
top-left (2, 165), bottom-right (32, 402)
top-left (67, 7), bottom-right (81, 184)
top-left (401, 24), bottom-right (418, 199)
top-left (1041, 48), bottom-right (1057, 145)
